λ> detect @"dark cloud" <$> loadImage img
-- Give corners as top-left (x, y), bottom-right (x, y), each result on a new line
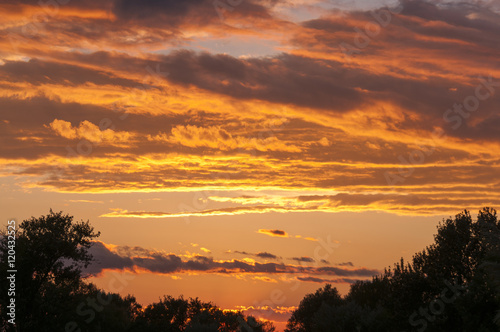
top-left (0, 0), bottom-right (112, 9)
top-left (113, 0), bottom-right (205, 21)
top-left (290, 256), bottom-right (314, 263)
top-left (85, 241), bottom-right (134, 275)
top-left (112, 0), bottom-right (273, 28)
top-left (258, 229), bottom-right (288, 237)
top-left (337, 262), bottom-right (354, 267)
top-left (162, 51), bottom-right (366, 112)
top-left (0, 59), bottom-right (141, 87)
top-left (297, 276), bottom-right (359, 284)
top-left (86, 241), bottom-right (379, 278)
top-left (232, 250), bottom-right (279, 260)
top-left (4, 1), bottom-right (500, 147)
top-left (267, 229), bottom-right (285, 236)
top-left (317, 266), bottom-right (378, 277)
top-left (256, 252), bottom-right (278, 259)
top-left (8, 2), bottom-right (500, 143)
top-left (150, 47), bottom-right (500, 142)
top-left (301, 0), bottom-right (500, 57)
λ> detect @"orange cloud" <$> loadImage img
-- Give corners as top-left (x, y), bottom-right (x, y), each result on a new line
top-left (149, 125), bottom-right (301, 152)
top-left (48, 119), bottom-right (131, 144)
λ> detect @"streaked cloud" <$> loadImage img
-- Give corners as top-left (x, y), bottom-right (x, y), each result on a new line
top-left (97, 190), bottom-right (500, 218)
top-left (100, 206), bottom-right (315, 218)
top-left (67, 199), bottom-right (104, 204)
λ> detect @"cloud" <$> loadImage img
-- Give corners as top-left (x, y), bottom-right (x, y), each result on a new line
top-left (86, 241), bottom-right (379, 278)
top-left (318, 137), bottom-right (330, 147)
top-left (252, 276), bottom-right (278, 283)
top-left (258, 229), bottom-right (288, 237)
top-left (337, 262), bottom-right (354, 267)
top-left (48, 119), bottom-right (131, 144)
top-left (255, 252), bottom-right (279, 259)
top-left (112, 0), bottom-right (274, 28)
top-left (149, 124), bottom-right (300, 152)
top-left (290, 256), bottom-right (315, 263)
top-left (67, 200), bottom-right (104, 204)
top-left (296, 276), bottom-right (359, 284)
top-left (302, 237), bottom-right (319, 242)
top-left (0, 58), bottom-right (140, 87)
top-left (231, 250), bottom-right (280, 260)
top-left (1, 0), bottom-right (500, 218)
top-left (100, 206), bottom-right (315, 218)
top-left (96, 188), bottom-right (500, 220)
top-left (161, 50), bottom-right (367, 112)
top-left (85, 241), bottom-right (134, 275)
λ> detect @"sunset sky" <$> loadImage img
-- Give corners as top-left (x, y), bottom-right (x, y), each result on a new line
top-left (1, 0), bottom-right (500, 329)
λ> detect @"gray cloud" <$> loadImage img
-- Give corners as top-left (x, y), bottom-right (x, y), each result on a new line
top-left (297, 276), bottom-right (359, 284)
top-left (290, 256), bottom-right (315, 263)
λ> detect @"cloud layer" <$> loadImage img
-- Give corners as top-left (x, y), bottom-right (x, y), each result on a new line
top-left (1, 0), bottom-right (499, 216)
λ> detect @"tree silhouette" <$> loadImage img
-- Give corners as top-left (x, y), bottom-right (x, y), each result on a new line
top-left (0, 209), bottom-right (100, 331)
top-left (0, 209), bottom-right (275, 331)
top-left (286, 208), bottom-right (500, 332)
top-left (285, 284), bottom-right (343, 331)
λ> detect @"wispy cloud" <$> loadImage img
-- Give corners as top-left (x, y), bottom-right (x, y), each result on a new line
top-left (67, 199), bottom-right (104, 204)
top-left (100, 206), bottom-right (316, 218)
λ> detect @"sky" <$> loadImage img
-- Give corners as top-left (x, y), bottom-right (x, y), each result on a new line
top-left (1, 0), bottom-right (500, 329)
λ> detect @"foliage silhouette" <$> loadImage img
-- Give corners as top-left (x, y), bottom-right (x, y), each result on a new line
top-left (0, 210), bottom-right (274, 332)
top-left (0, 209), bottom-right (100, 331)
top-left (285, 207), bottom-right (500, 332)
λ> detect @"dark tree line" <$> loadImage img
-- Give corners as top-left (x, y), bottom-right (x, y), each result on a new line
top-left (285, 208), bottom-right (500, 332)
top-left (0, 210), bottom-right (275, 332)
